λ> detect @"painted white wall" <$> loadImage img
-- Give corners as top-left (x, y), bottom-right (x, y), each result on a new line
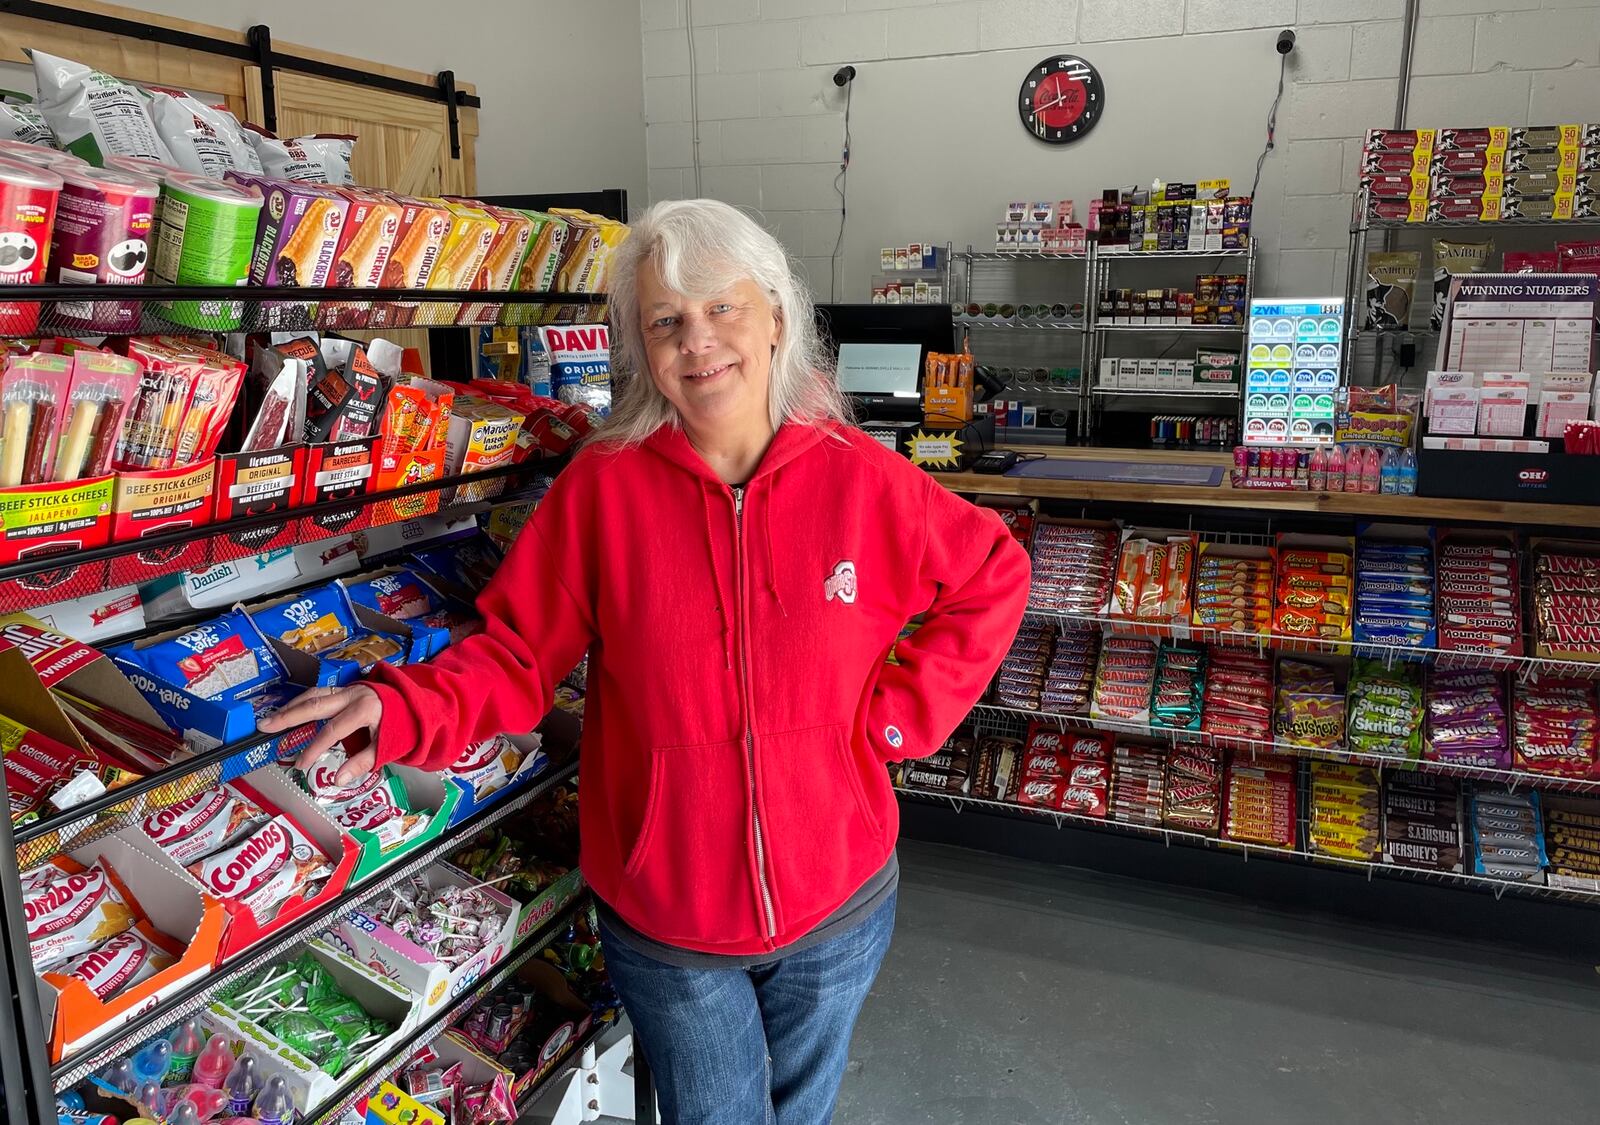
top-left (15, 0), bottom-right (648, 204)
top-left (641, 0), bottom-right (1600, 300)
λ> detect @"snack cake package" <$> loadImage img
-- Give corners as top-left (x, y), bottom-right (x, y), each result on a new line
top-left (332, 186), bottom-right (403, 288)
top-left (248, 582), bottom-right (408, 686)
top-left (223, 171), bottom-right (349, 288)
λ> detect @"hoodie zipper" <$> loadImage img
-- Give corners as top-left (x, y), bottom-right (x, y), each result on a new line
top-left (733, 485), bottom-right (777, 940)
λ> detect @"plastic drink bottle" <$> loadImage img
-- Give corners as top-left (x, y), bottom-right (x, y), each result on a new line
top-left (99, 1059), bottom-right (139, 1094)
top-left (130, 1039), bottom-right (171, 1087)
top-left (166, 1103), bottom-right (201, 1125)
top-left (133, 1080), bottom-right (164, 1117)
top-left (1326, 444), bottom-right (1345, 492)
top-left (1380, 447), bottom-right (1400, 494)
top-left (192, 1035), bottom-right (236, 1089)
top-left (253, 1075), bottom-right (296, 1125)
top-left (1398, 448), bottom-right (1418, 494)
top-left (222, 1054), bottom-right (260, 1115)
top-left (1361, 446), bottom-right (1381, 492)
top-left (1346, 446), bottom-right (1365, 492)
top-left (1307, 446), bottom-right (1327, 491)
top-left (168, 1020), bottom-right (203, 1082)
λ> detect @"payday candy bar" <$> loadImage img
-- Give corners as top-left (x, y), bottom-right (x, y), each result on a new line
top-left (46, 925), bottom-right (175, 1001)
top-left (142, 785), bottom-right (267, 865)
top-left (23, 861), bottom-right (138, 969)
top-left (187, 814), bottom-right (333, 915)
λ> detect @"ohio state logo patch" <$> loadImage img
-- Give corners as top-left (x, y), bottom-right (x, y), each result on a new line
top-left (823, 560), bottom-right (857, 604)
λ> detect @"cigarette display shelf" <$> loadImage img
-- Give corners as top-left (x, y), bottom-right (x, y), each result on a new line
top-left (46, 757), bottom-right (582, 1091)
top-left (1090, 387), bottom-right (1241, 398)
top-left (1097, 248), bottom-right (1254, 260)
top-left (1092, 323), bottom-right (1245, 334)
top-left (306, 896), bottom-right (595, 1125)
top-left (955, 315), bottom-right (1086, 331)
top-left (0, 284), bottom-right (608, 337)
top-left (894, 781), bottom-right (1589, 904)
top-left (969, 700), bottom-right (1600, 800)
top-left (955, 250), bottom-right (1092, 262)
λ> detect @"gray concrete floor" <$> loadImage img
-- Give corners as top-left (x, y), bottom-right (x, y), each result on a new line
top-left (836, 840), bottom-right (1600, 1125)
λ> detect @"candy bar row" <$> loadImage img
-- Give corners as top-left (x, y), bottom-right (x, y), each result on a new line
top-left (898, 723), bottom-right (1600, 889)
top-left (1361, 125), bottom-right (1600, 223)
top-left (989, 628), bottom-right (1600, 782)
top-left (1010, 509), bottom-right (1600, 662)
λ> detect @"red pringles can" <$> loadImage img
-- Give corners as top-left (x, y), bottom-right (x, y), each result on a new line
top-left (48, 165), bottom-right (160, 333)
top-left (0, 156), bottom-right (62, 335)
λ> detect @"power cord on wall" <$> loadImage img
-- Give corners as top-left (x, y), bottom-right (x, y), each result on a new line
top-left (686, 0), bottom-right (704, 195)
top-left (829, 75), bottom-right (854, 303)
top-left (1249, 31), bottom-right (1295, 201)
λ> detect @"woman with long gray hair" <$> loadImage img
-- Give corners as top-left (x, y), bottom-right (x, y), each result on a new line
top-left (264, 198), bottom-right (1029, 1124)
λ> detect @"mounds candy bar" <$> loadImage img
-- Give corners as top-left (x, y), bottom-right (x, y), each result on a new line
top-left (142, 785), bottom-right (267, 865)
top-left (44, 923), bottom-right (177, 1001)
top-left (187, 814), bottom-right (333, 919)
top-left (23, 860), bottom-right (139, 969)
top-left (126, 610), bottom-right (287, 703)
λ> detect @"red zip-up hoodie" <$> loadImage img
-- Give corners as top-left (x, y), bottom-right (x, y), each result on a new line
top-left (366, 421), bottom-right (1029, 955)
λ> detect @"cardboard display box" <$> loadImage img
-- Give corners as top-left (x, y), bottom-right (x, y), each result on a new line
top-left (35, 832), bottom-right (225, 1062)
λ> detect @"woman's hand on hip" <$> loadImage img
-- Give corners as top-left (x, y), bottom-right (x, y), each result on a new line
top-left (257, 684), bottom-right (384, 784)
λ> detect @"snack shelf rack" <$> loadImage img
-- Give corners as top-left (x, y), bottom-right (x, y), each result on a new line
top-left (0, 457), bottom-right (547, 616)
top-left (1019, 605), bottom-right (1600, 683)
top-left (0, 284), bottom-right (608, 336)
top-left (48, 757), bottom-right (582, 1091)
top-left (1339, 210), bottom-right (1600, 387)
top-left (957, 251), bottom-right (1092, 262)
top-left (969, 701), bottom-right (1600, 798)
top-left (306, 898), bottom-right (596, 1125)
top-left (1097, 248), bottom-right (1253, 259)
top-left (893, 782), bottom-right (1591, 904)
top-left (514, 1015), bottom-right (618, 1117)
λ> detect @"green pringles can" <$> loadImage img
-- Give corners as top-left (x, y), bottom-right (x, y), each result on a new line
top-left (152, 169), bottom-right (262, 330)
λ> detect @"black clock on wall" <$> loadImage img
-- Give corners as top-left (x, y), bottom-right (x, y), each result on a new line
top-left (1018, 54), bottom-right (1105, 145)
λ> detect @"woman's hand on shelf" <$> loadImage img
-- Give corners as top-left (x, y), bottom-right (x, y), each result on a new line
top-left (259, 684), bottom-right (384, 783)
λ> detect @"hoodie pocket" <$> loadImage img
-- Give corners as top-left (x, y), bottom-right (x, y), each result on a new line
top-left (758, 723), bottom-right (888, 926)
top-left (619, 737), bottom-right (764, 945)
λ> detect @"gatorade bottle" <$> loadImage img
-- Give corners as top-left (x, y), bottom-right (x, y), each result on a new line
top-left (253, 1075), bottom-right (296, 1125)
top-left (192, 1035), bottom-right (235, 1089)
top-left (130, 1039), bottom-right (172, 1087)
top-left (222, 1054), bottom-right (260, 1116)
top-left (168, 1020), bottom-right (203, 1083)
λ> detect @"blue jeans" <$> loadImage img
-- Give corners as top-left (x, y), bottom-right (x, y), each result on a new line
top-left (599, 891), bottom-right (896, 1125)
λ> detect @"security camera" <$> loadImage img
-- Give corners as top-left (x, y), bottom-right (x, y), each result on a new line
top-left (1276, 29), bottom-right (1296, 55)
top-left (833, 65), bottom-right (856, 87)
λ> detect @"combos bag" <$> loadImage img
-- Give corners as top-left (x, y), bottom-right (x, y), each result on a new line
top-left (145, 87), bottom-right (261, 177)
top-left (28, 49), bottom-right (172, 165)
top-left (244, 127), bottom-right (355, 185)
top-left (1364, 251), bottom-right (1419, 330)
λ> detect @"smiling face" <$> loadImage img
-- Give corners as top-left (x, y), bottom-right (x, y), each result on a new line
top-left (638, 258), bottom-right (780, 442)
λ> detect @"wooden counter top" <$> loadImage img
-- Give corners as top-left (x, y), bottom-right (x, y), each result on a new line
top-left (930, 446), bottom-right (1600, 527)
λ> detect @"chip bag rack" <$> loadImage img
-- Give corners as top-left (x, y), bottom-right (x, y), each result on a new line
top-left (33, 831), bottom-right (226, 1062)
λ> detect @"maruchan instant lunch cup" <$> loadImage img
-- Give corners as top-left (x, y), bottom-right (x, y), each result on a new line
top-left (0, 156), bottom-right (61, 334)
top-left (48, 166), bottom-right (160, 333)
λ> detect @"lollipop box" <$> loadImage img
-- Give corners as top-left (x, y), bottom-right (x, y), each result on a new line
top-left (325, 862), bottom-right (521, 1018)
top-left (197, 940), bottom-right (420, 1117)
top-left (34, 832), bottom-right (226, 1062)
